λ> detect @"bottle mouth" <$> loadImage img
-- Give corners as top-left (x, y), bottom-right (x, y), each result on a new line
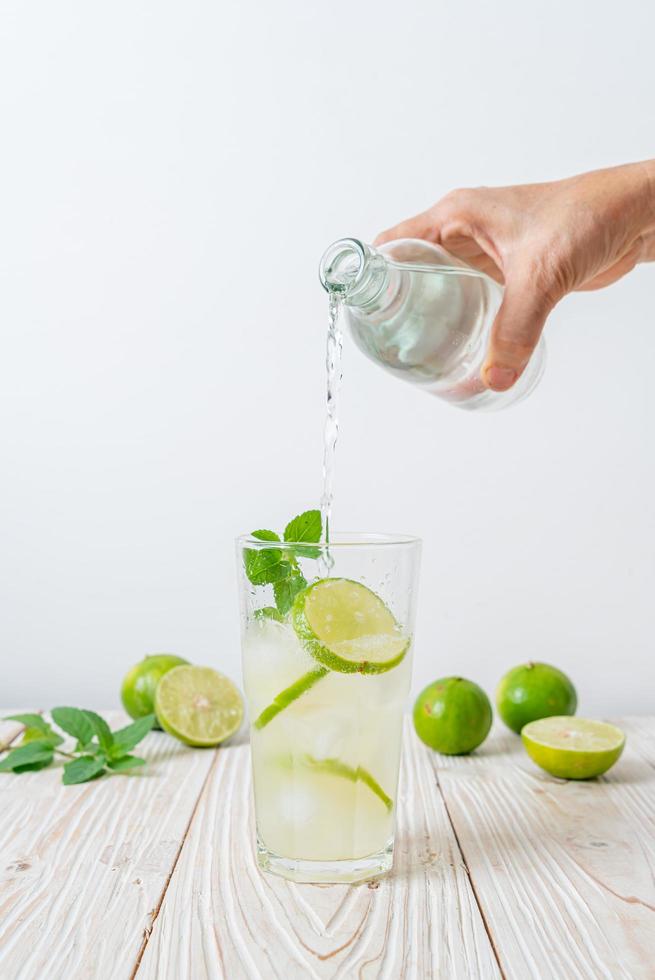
top-left (319, 238), bottom-right (368, 293)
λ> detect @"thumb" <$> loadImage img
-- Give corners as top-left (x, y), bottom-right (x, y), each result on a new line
top-left (482, 279), bottom-right (554, 391)
top-left (373, 210), bottom-right (435, 246)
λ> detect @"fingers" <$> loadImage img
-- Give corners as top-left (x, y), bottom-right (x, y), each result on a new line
top-left (374, 210), bottom-right (436, 246)
top-left (374, 189), bottom-right (481, 247)
top-left (482, 280), bottom-right (554, 391)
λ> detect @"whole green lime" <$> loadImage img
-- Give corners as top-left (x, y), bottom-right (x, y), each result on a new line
top-left (496, 662), bottom-right (577, 734)
top-left (413, 677), bottom-right (493, 755)
top-left (121, 654), bottom-right (189, 727)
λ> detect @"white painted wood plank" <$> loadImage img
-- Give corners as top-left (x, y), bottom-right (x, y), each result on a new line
top-left (0, 710), bottom-right (216, 980)
top-left (137, 721), bottom-right (500, 980)
top-left (434, 719), bottom-right (655, 980)
top-left (616, 716), bottom-right (655, 766)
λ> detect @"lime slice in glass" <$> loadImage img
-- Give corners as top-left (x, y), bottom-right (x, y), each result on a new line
top-left (521, 716), bottom-right (625, 779)
top-left (155, 665), bottom-right (244, 746)
top-left (253, 667), bottom-right (328, 730)
top-left (292, 578), bottom-right (409, 674)
top-left (303, 756), bottom-right (393, 810)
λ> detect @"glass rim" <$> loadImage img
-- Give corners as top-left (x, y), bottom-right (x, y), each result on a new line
top-left (236, 531), bottom-right (421, 549)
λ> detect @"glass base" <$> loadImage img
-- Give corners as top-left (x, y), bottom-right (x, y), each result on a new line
top-left (256, 836), bottom-right (394, 884)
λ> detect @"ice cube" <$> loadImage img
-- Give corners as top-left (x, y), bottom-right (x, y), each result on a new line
top-left (242, 618), bottom-right (315, 713)
top-left (302, 713), bottom-right (349, 761)
top-left (276, 783), bottom-right (319, 825)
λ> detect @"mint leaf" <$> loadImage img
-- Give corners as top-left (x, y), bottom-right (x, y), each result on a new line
top-left (244, 529), bottom-right (292, 586)
top-left (21, 727), bottom-right (63, 748)
top-left (62, 756), bottom-right (106, 785)
top-left (109, 715), bottom-right (156, 757)
top-left (81, 711), bottom-right (114, 753)
top-left (284, 510), bottom-right (322, 558)
top-left (4, 715), bottom-right (62, 749)
top-left (4, 713), bottom-right (51, 733)
top-left (254, 606), bottom-right (286, 623)
top-left (51, 707), bottom-right (95, 747)
top-left (14, 757), bottom-right (54, 773)
top-left (0, 741), bottom-right (54, 772)
top-left (274, 571), bottom-right (307, 615)
top-left (20, 726), bottom-right (50, 744)
top-left (252, 529), bottom-right (280, 542)
top-left (244, 548), bottom-right (291, 586)
top-left (284, 510), bottom-right (321, 543)
top-left (107, 755), bottom-right (147, 772)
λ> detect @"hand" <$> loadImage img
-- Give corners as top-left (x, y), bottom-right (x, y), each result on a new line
top-left (375, 162), bottom-right (655, 391)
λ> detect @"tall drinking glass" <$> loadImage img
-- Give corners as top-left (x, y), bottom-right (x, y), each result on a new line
top-left (236, 533), bottom-right (421, 884)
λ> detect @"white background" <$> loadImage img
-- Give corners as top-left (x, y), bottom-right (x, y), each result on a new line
top-left (1, 1), bottom-right (653, 715)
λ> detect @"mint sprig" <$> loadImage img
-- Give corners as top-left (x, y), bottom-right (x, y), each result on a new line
top-left (244, 509), bottom-right (323, 616)
top-left (0, 710), bottom-right (156, 784)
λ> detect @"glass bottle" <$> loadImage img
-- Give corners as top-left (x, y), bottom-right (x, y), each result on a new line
top-left (319, 237), bottom-right (545, 411)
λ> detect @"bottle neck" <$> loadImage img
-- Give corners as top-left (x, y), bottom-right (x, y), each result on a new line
top-left (319, 238), bottom-right (391, 308)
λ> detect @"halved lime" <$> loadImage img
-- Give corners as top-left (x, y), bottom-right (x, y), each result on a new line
top-left (155, 665), bottom-right (244, 746)
top-left (292, 578), bottom-right (409, 674)
top-left (521, 717), bottom-right (625, 779)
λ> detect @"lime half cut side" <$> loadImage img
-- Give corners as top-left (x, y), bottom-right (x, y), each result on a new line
top-left (292, 578), bottom-right (409, 674)
top-left (521, 717), bottom-right (625, 779)
top-left (155, 665), bottom-right (244, 746)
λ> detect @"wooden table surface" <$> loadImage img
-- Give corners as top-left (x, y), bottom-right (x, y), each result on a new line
top-left (1, 711), bottom-right (653, 980)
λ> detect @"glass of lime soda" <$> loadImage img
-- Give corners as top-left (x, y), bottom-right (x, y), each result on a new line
top-left (236, 532), bottom-right (421, 884)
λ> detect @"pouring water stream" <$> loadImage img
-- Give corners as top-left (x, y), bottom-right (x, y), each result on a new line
top-left (319, 292), bottom-right (343, 572)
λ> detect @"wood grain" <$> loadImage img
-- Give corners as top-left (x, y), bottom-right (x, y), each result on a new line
top-left (618, 716), bottom-right (655, 767)
top-left (0, 710), bottom-right (215, 980)
top-left (136, 720), bottom-right (500, 980)
top-left (434, 722), bottom-right (655, 980)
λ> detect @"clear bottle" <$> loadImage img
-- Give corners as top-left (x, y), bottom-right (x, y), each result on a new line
top-left (319, 237), bottom-right (545, 411)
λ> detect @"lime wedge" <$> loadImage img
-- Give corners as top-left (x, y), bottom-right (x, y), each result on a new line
top-left (521, 717), bottom-right (625, 779)
top-left (303, 756), bottom-right (393, 811)
top-left (292, 578), bottom-right (409, 674)
top-left (155, 665), bottom-right (244, 746)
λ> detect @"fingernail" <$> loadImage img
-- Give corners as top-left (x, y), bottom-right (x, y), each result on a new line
top-left (484, 366), bottom-right (517, 391)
